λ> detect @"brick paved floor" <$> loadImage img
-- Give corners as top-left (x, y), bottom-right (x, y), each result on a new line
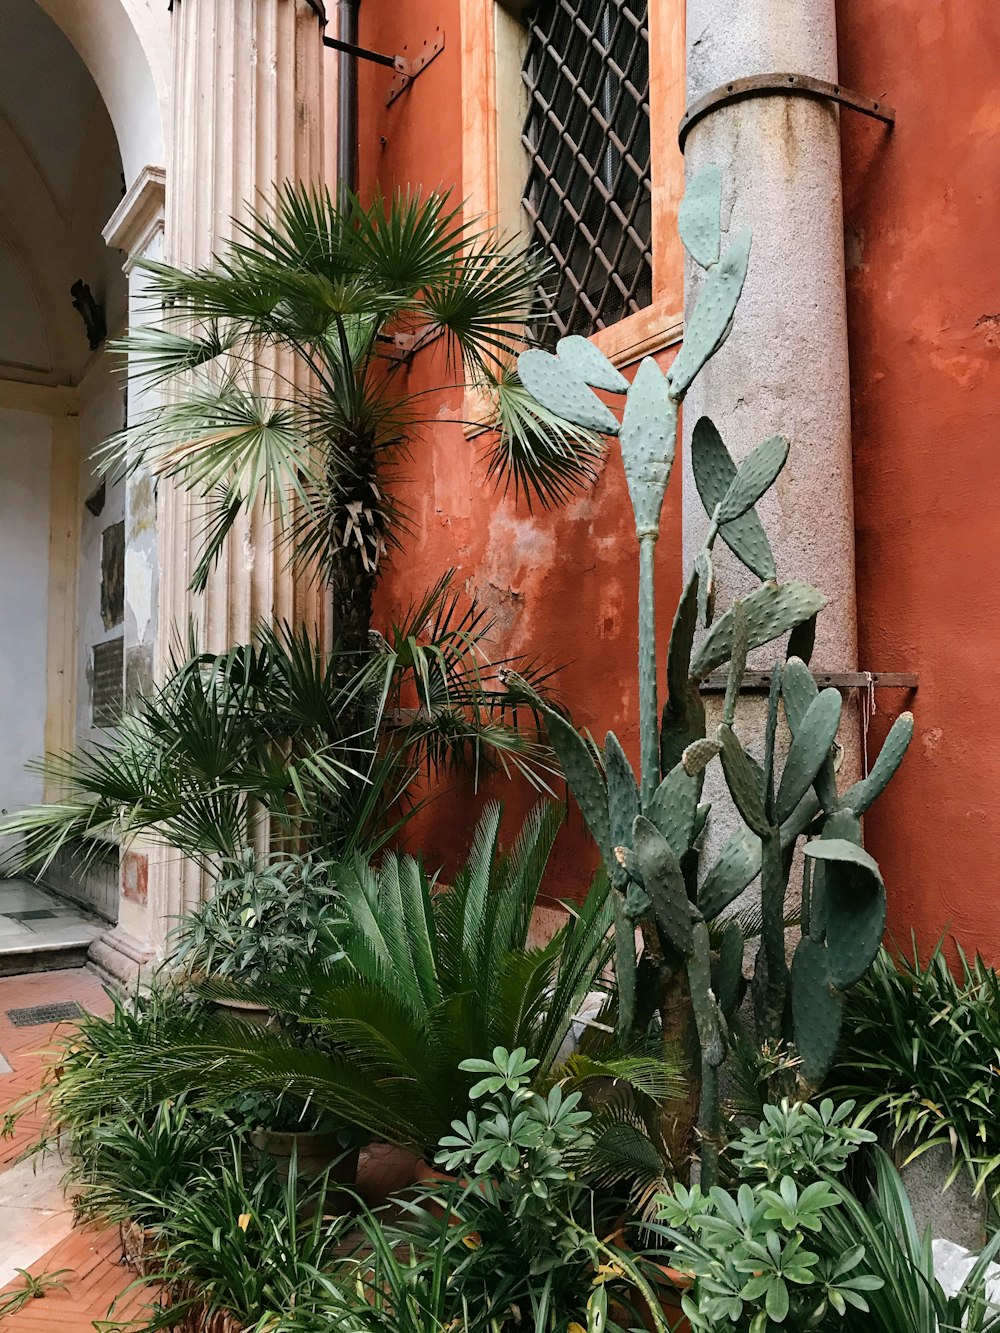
top-left (0, 968), bottom-right (147, 1331)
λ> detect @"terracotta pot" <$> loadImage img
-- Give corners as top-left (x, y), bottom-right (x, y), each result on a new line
top-left (250, 1127), bottom-right (360, 1185)
top-left (210, 994), bottom-right (275, 1029)
top-left (355, 1143), bottom-right (424, 1206)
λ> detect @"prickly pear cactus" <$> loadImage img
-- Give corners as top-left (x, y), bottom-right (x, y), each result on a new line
top-left (516, 165), bottom-right (914, 1181)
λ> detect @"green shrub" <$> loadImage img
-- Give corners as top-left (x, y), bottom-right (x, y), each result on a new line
top-left (830, 942), bottom-right (1000, 1204)
top-left (650, 1099), bottom-right (882, 1332)
top-left (172, 850), bottom-right (344, 982)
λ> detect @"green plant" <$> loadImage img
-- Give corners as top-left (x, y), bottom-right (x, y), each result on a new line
top-left (830, 941), bottom-right (1000, 1205)
top-left (822, 1150), bottom-right (1000, 1332)
top-left (392, 1046), bottom-right (662, 1333)
top-left (656, 1178), bottom-right (879, 1332)
top-left (514, 163), bottom-right (913, 1182)
top-left (43, 803), bottom-right (616, 1154)
top-left (0, 1268), bottom-right (73, 1316)
top-left (1, 580), bottom-right (554, 875)
top-left (72, 1096), bottom-right (230, 1228)
top-left (103, 187), bottom-right (597, 655)
top-left (1, 976), bottom-right (205, 1162)
top-left (112, 1148), bottom-right (347, 1333)
top-left (650, 1099), bottom-right (883, 1331)
top-left (733, 1098), bottom-right (876, 1186)
top-left (172, 850), bottom-right (344, 982)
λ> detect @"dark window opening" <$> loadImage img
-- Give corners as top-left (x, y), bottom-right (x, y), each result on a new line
top-left (521, 0), bottom-right (652, 342)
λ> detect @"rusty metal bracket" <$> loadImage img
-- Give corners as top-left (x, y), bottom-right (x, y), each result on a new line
top-left (700, 670), bottom-right (917, 695)
top-left (377, 324), bottom-right (443, 363)
top-left (385, 28), bottom-right (446, 106)
top-left (678, 72), bottom-right (895, 151)
top-left (322, 27), bottom-right (445, 106)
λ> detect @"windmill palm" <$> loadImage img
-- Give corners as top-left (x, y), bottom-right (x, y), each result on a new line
top-left (104, 186), bottom-right (602, 658)
top-left (0, 574), bottom-right (557, 877)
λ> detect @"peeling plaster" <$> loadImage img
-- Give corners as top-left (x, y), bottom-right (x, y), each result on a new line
top-left (125, 547), bottom-right (152, 644)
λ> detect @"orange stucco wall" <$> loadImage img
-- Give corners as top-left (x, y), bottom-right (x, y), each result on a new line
top-left (839, 3), bottom-right (1000, 960)
top-left (353, 1), bottom-right (999, 952)
top-left (356, 1), bottom-right (683, 900)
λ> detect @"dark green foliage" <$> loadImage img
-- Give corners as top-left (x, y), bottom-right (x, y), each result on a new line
top-left (831, 942), bottom-right (1000, 1205)
top-left (49, 805), bottom-right (613, 1155)
top-left (0, 576), bottom-right (555, 874)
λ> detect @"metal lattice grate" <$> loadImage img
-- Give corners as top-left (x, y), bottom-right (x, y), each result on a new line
top-left (521, 0), bottom-right (652, 341)
top-left (7, 1001), bottom-right (84, 1028)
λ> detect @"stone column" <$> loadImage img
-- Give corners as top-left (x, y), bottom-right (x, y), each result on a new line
top-left (681, 2), bottom-right (859, 860)
top-left (160, 0), bottom-right (328, 663)
top-left (152, 0), bottom-right (330, 926)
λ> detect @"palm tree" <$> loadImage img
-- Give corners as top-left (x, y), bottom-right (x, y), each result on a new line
top-left (0, 574), bottom-right (556, 877)
top-left (104, 186), bottom-right (602, 659)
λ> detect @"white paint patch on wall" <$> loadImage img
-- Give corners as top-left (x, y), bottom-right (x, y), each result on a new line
top-left (0, 408), bottom-right (52, 856)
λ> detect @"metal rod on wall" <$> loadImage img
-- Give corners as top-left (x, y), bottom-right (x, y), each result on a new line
top-left (336, 0), bottom-right (360, 200)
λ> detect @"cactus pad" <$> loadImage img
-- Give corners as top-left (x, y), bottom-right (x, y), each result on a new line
top-left (682, 737), bottom-right (722, 776)
top-left (717, 434), bottom-right (790, 525)
top-left (632, 814), bottom-right (694, 955)
top-left (517, 348), bottom-right (620, 435)
top-left (678, 164), bottom-right (722, 269)
top-left (539, 704), bottom-right (611, 866)
top-left (805, 838), bottom-right (886, 988)
top-left (620, 357), bottom-right (677, 534)
top-left (668, 227), bottom-right (752, 400)
top-left (718, 723), bottom-right (770, 838)
top-left (646, 762), bottom-right (700, 859)
top-left (842, 712), bottom-right (914, 816)
top-left (699, 826), bottom-right (762, 919)
top-left (775, 687), bottom-right (842, 823)
top-left (691, 417), bottom-right (777, 580)
top-left (691, 580), bottom-right (828, 679)
top-left (791, 936), bottom-right (844, 1085)
top-left (605, 731), bottom-right (639, 888)
top-left (555, 335), bottom-right (629, 392)
top-left (712, 918), bottom-right (745, 1017)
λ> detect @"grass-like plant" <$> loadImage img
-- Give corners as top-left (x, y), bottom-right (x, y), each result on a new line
top-left (829, 941), bottom-right (1000, 1206)
top-left (110, 1148), bottom-right (349, 1333)
top-left (822, 1150), bottom-right (1000, 1332)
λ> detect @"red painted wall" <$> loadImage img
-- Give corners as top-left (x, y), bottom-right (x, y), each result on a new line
top-left (355, 1), bottom-right (683, 901)
top-left (839, 3), bottom-right (1000, 960)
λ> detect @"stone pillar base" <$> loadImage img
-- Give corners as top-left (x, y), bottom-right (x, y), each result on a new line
top-left (87, 926), bottom-right (156, 991)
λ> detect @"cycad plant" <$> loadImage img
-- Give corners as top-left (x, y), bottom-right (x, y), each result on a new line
top-left (46, 803), bottom-right (618, 1153)
top-left (104, 186), bottom-right (601, 654)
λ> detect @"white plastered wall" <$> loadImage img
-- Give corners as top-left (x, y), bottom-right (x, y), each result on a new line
top-left (0, 409), bottom-right (53, 859)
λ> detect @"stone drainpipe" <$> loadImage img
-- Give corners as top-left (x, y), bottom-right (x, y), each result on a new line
top-left (681, 0), bottom-right (859, 873)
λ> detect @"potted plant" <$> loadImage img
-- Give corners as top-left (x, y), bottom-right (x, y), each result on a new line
top-left (236, 1090), bottom-right (367, 1196)
top-left (173, 851), bottom-right (344, 1024)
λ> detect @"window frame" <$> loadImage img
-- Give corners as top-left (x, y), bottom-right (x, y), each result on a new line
top-left (460, 0), bottom-right (685, 368)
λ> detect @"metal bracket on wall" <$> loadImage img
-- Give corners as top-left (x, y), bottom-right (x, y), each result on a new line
top-left (700, 670), bottom-right (917, 695)
top-left (322, 27), bottom-right (445, 107)
top-left (678, 72), bottom-right (895, 152)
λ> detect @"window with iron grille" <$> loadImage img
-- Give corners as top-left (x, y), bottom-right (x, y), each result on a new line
top-left (520, 0), bottom-right (652, 341)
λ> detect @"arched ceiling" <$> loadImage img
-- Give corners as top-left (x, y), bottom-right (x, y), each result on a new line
top-left (0, 0), bottom-right (127, 385)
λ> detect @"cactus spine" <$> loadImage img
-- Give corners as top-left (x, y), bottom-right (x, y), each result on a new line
top-left (517, 166), bottom-right (913, 1185)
